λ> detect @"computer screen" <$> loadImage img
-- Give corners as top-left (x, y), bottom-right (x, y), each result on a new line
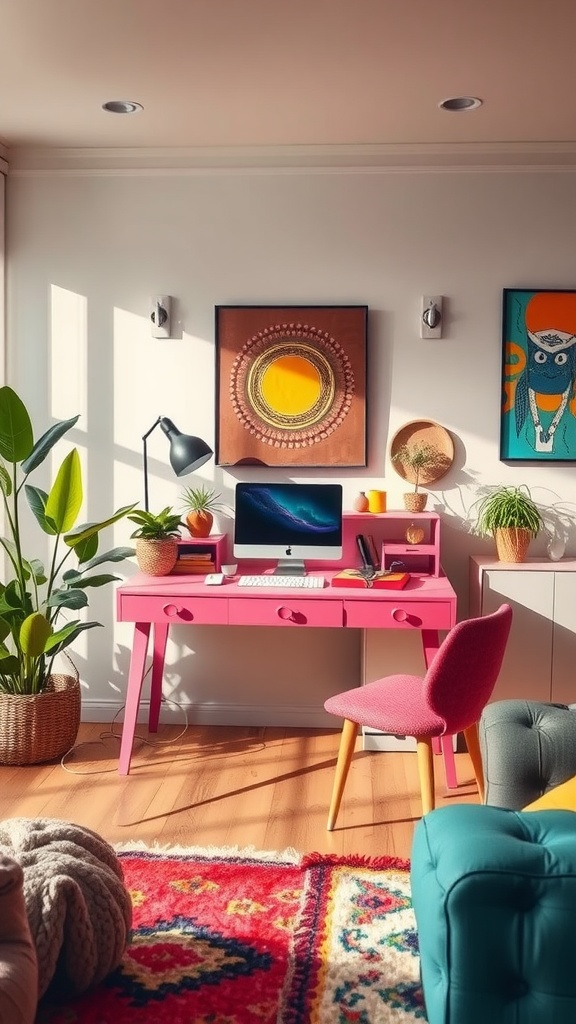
top-left (233, 482), bottom-right (343, 574)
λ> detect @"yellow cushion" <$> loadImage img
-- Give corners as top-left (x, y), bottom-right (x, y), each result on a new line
top-left (523, 775), bottom-right (576, 812)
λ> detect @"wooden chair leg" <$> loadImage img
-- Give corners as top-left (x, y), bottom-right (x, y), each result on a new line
top-left (327, 719), bottom-right (358, 831)
top-left (463, 721), bottom-right (485, 802)
top-left (416, 737), bottom-right (435, 815)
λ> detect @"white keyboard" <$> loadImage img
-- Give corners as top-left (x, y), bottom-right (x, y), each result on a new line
top-left (238, 574), bottom-right (325, 589)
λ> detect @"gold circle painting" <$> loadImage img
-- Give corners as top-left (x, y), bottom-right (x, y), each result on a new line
top-left (390, 419), bottom-right (455, 485)
top-left (230, 323), bottom-right (355, 448)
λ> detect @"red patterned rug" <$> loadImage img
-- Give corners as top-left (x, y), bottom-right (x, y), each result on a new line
top-left (37, 845), bottom-right (426, 1023)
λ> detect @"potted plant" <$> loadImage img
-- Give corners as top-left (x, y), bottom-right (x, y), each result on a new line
top-left (0, 386), bottom-right (136, 765)
top-left (180, 484), bottom-right (223, 538)
top-left (391, 442), bottom-right (445, 512)
top-left (471, 484), bottom-right (545, 562)
top-left (127, 507), bottom-right (183, 575)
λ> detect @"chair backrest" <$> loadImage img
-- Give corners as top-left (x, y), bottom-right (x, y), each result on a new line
top-left (423, 604), bottom-right (513, 734)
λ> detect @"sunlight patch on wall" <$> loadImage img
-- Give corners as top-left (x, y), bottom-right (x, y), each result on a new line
top-left (0, 172), bottom-right (5, 388)
top-left (49, 285), bottom-right (90, 662)
top-left (50, 285), bottom-right (87, 422)
top-left (113, 306), bottom-right (157, 452)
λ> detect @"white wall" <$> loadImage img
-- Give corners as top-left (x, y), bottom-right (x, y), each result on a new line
top-left (5, 165), bottom-right (576, 724)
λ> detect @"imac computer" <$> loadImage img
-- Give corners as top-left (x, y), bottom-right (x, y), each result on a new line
top-left (233, 482), bottom-right (343, 575)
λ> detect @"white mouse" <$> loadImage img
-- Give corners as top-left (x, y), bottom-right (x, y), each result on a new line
top-left (205, 573), bottom-right (225, 585)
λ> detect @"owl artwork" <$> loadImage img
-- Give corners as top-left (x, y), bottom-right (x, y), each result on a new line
top-left (502, 291), bottom-right (576, 459)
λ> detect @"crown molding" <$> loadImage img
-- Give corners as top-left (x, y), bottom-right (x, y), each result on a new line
top-left (6, 141), bottom-right (576, 174)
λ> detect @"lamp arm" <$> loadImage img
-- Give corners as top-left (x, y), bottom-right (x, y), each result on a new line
top-left (142, 417), bottom-right (163, 512)
top-left (142, 416), bottom-right (162, 443)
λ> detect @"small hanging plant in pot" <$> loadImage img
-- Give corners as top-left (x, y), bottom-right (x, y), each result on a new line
top-left (128, 507), bottom-right (183, 575)
top-left (471, 484), bottom-right (545, 562)
top-left (180, 485), bottom-right (223, 538)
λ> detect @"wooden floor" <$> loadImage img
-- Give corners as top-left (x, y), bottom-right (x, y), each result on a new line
top-left (0, 723), bottom-right (480, 859)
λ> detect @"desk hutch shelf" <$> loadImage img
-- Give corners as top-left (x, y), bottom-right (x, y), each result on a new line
top-left (343, 511), bottom-right (441, 577)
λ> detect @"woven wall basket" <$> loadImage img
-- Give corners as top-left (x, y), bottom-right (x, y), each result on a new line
top-left (495, 527), bottom-right (531, 563)
top-left (0, 668), bottom-right (81, 766)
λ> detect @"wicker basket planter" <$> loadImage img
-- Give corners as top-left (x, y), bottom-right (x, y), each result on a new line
top-left (495, 527), bottom-right (532, 563)
top-left (0, 670), bottom-right (81, 766)
top-left (403, 492), bottom-right (428, 513)
top-left (135, 537), bottom-right (178, 576)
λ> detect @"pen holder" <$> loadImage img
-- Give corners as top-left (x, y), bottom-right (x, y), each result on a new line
top-left (367, 489), bottom-right (386, 513)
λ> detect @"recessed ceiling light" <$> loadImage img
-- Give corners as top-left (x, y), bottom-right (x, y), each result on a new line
top-left (439, 96), bottom-right (482, 112)
top-left (102, 101), bottom-right (143, 114)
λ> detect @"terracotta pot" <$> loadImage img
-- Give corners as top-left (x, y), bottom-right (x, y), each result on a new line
top-left (186, 510), bottom-right (213, 538)
top-left (403, 492), bottom-right (427, 513)
top-left (136, 538), bottom-right (178, 576)
top-left (494, 527), bottom-right (531, 563)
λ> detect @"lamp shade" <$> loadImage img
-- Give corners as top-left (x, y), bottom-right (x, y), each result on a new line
top-left (159, 417), bottom-right (213, 476)
top-left (142, 415), bottom-right (213, 510)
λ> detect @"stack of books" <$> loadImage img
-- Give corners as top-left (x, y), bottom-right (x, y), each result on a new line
top-left (331, 568), bottom-right (410, 590)
top-left (171, 549), bottom-right (216, 575)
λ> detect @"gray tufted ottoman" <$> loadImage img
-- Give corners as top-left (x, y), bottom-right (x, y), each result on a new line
top-left (479, 699), bottom-right (576, 809)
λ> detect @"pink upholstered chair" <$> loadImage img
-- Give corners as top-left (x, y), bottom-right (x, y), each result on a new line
top-left (324, 603), bottom-right (513, 830)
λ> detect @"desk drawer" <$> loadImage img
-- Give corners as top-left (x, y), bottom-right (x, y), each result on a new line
top-left (229, 598), bottom-right (343, 627)
top-left (345, 600), bottom-right (453, 630)
top-left (118, 595), bottom-right (229, 625)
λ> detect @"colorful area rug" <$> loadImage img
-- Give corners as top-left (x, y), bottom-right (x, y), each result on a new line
top-left (37, 845), bottom-right (425, 1023)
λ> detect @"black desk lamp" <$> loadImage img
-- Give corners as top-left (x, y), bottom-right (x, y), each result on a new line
top-left (142, 416), bottom-right (213, 510)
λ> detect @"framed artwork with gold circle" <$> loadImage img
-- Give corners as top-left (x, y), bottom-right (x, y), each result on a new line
top-left (215, 306), bottom-right (368, 467)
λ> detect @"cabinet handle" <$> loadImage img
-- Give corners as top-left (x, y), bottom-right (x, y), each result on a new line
top-left (391, 607), bottom-right (408, 622)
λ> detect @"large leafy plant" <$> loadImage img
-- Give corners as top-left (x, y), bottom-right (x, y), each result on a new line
top-left (0, 386), bottom-right (136, 695)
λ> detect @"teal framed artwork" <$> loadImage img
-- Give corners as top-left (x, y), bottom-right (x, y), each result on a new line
top-left (501, 288), bottom-right (576, 461)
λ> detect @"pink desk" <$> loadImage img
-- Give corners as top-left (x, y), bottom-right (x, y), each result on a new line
top-left (116, 568), bottom-right (458, 780)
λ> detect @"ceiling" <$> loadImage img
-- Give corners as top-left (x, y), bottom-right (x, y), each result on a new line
top-left (3, 0), bottom-right (576, 169)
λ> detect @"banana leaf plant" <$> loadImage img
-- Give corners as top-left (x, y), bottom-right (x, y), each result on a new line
top-left (0, 386), bottom-right (137, 694)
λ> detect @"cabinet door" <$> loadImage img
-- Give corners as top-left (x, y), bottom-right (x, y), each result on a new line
top-left (482, 569), bottom-right (554, 703)
top-left (551, 573), bottom-right (576, 705)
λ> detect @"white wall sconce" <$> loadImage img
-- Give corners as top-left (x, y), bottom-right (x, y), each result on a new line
top-left (420, 296), bottom-right (443, 339)
top-left (151, 295), bottom-right (172, 338)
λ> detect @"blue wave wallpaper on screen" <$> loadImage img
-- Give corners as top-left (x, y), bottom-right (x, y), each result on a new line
top-left (234, 484), bottom-right (342, 546)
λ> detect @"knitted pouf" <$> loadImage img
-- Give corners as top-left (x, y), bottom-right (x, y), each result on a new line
top-left (0, 854), bottom-right (38, 1024)
top-left (0, 817), bottom-right (132, 999)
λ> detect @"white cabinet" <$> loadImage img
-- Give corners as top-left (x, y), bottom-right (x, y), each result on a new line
top-left (469, 556), bottom-right (576, 705)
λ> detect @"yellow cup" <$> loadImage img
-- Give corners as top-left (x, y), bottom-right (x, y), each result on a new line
top-left (367, 489), bottom-right (386, 513)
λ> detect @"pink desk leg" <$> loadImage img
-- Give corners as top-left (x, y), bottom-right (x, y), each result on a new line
top-left (148, 623), bottom-right (169, 733)
top-left (119, 622), bottom-right (151, 776)
top-left (421, 629), bottom-right (458, 791)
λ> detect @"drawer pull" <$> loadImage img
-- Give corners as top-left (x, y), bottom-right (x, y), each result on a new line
top-left (392, 607), bottom-right (408, 622)
top-left (163, 603), bottom-right (182, 617)
top-left (277, 605), bottom-right (294, 621)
